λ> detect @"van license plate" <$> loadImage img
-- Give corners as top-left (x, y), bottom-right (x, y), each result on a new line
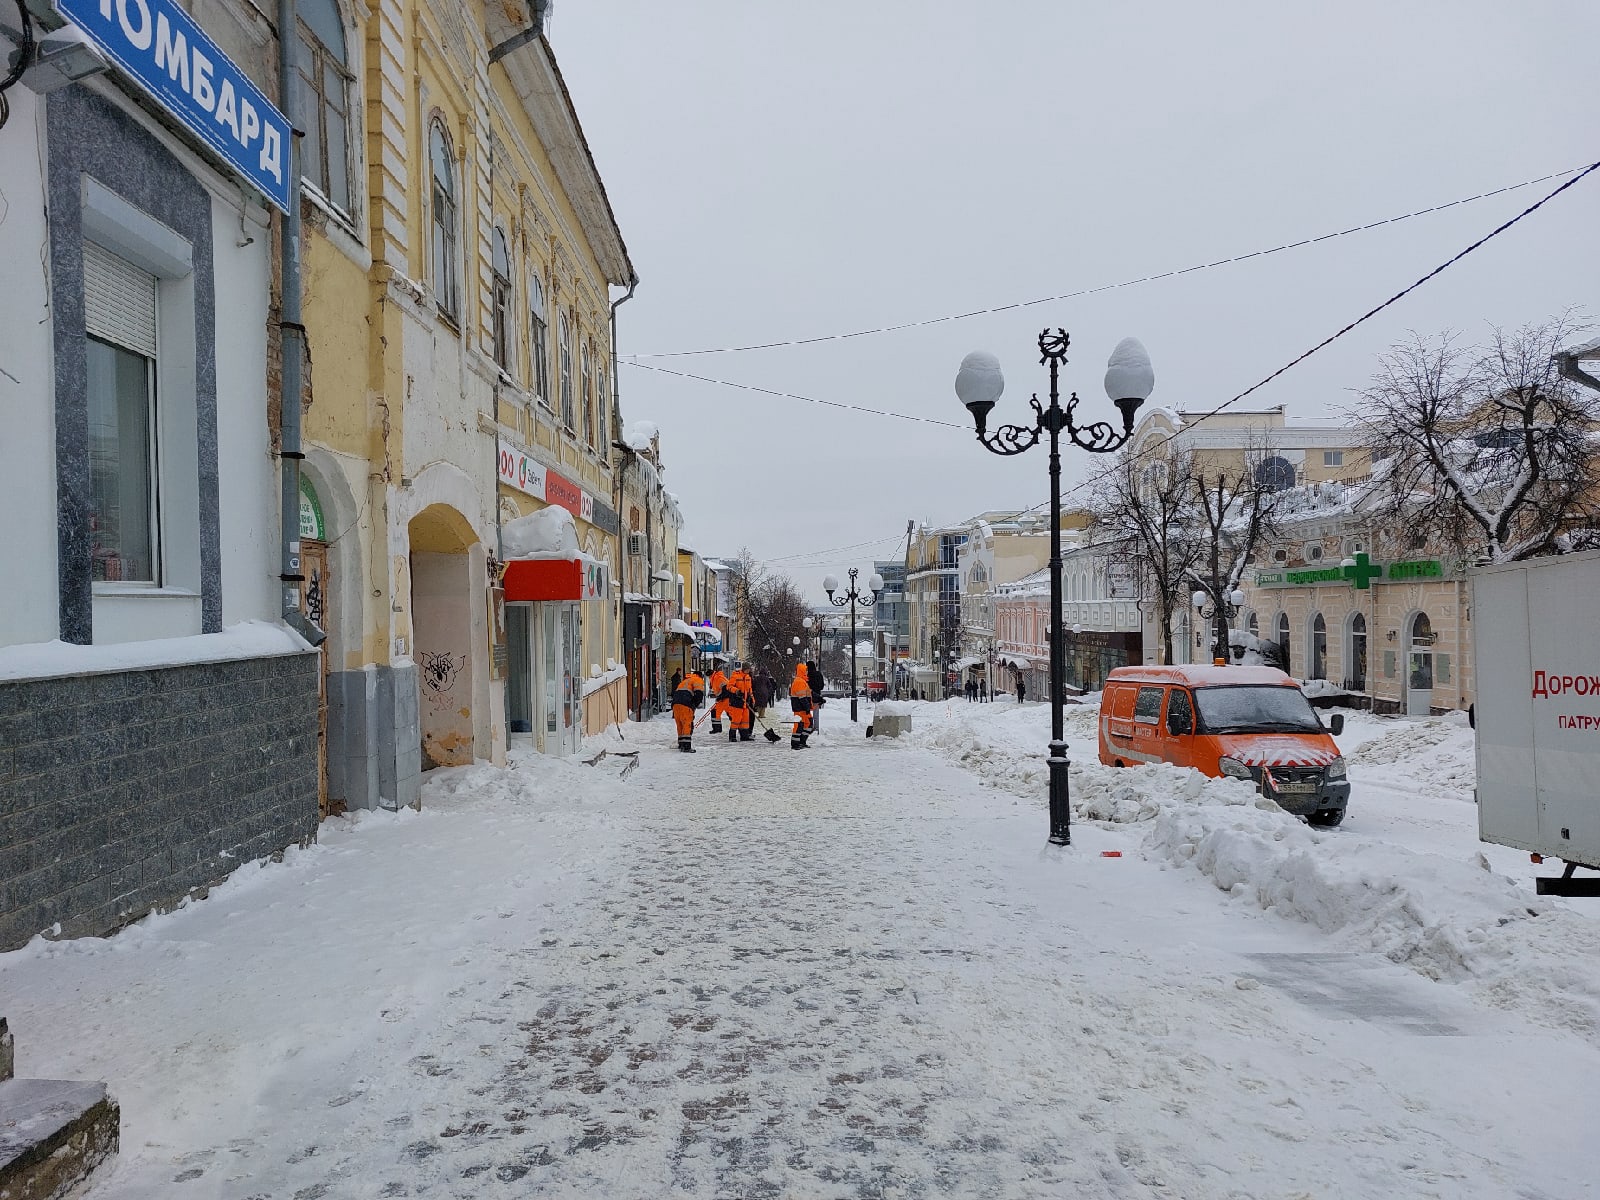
top-left (1276, 781), bottom-right (1317, 794)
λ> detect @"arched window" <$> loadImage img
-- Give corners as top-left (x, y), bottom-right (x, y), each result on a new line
top-left (1347, 612), bottom-right (1367, 691)
top-left (1276, 612), bottom-right (1291, 675)
top-left (1310, 612), bottom-right (1327, 680)
top-left (491, 228), bottom-right (513, 371)
top-left (581, 343), bottom-right (594, 446)
top-left (597, 364), bottom-right (608, 451)
top-left (1255, 456), bottom-right (1296, 493)
top-left (557, 314), bottom-right (574, 429)
top-left (528, 271), bottom-right (549, 406)
top-left (1248, 611), bottom-right (1259, 635)
top-left (429, 121), bottom-right (459, 319)
top-left (1411, 611), bottom-right (1433, 646)
top-left (294, 0), bottom-right (352, 212)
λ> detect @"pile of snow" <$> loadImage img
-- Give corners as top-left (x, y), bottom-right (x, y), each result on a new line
top-left (894, 694), bottom-right (1600, 1044)
top-left (621, 418), bottom-right (658, 451)
top-left (1343, 712), bottom-right (1477, 799)
top-left (502, 505), bottom-right (578, 558)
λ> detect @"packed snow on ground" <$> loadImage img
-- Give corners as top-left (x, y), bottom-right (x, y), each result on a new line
top-left (2, 697), bottom-right (1598, 1197)
top-left (893, 694), bottom-right (1600, 1045)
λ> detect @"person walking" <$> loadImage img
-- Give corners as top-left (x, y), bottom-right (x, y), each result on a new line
top-left (672, 667), bottom-right (705, 753)
top-left (707, 660), bottom-right (729, 734)
top-left (726, 662), bottom-right (755, 742)
top-left (788, 661), bottom-right (815, 749)
top-left (752, 669), bottom-right (775, 716)
top-left (806, 659), bottom-right (825, 733)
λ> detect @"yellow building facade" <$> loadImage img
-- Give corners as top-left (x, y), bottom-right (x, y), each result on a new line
top-left (288, 0), bottom-right (634, 808)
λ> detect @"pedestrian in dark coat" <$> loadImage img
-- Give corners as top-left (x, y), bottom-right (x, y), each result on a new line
top-left (753, 670), bottom-right (775, 714)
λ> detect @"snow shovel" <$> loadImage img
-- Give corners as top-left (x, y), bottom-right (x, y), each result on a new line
top-left (752, 711), bottom-right (783, 742)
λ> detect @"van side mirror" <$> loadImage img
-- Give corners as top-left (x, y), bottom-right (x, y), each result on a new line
top-left (1329, 713), bottom-right (1345, 736)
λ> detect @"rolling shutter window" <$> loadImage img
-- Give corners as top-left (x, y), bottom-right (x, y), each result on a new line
top-left (83, 240), bottom-right (158, 358)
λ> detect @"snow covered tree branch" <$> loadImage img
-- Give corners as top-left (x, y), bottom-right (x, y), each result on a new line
top-left (1352, 314), bottom-right (1600, 563)
top-left (1090, 447), bottom-right (1204, 665)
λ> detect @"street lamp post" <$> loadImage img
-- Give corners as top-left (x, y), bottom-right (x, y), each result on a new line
top-left (823, 568), bottom-right (884, 723)
top-left (956, 330), bottom-right (1154, 845)
top-left (1192, 585), bottom-right (1246, 666)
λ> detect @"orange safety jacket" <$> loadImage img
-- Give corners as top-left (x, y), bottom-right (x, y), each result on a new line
top-left (672, 673), bottom-right (705, 709)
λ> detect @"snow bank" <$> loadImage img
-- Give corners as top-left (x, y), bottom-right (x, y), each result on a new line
top-left (0, 620), bottom-right (312, 682)
top-left (900, 694), bottom-right (1600, 1044)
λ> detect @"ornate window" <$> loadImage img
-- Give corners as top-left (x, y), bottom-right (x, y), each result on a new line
top-left (1310, 613), bottom-right (1327, 680)
top-left (294, 0), bottom-right (353, 213)
top-left (1276, 612), bottom-right (1291, 674)
top-left (1255, 455), bottom-right (1296, 493)
top-left (491, 228), bottom-right (513, 371)
top-left (581, 342), bottom-right (594, 446)
top-left (528, 271), bottom-right (549, 406)
top-left (429, 121), bottom-right (459, 320)
top-left (558, 313), bottom-right (574, 429)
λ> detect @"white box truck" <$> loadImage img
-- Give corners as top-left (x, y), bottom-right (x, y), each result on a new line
top-left (1470, 548), bottom-right (1600, 895)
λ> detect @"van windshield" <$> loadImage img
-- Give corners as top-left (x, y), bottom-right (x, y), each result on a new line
top-left (1193, 685), bottom-right (1321, 734)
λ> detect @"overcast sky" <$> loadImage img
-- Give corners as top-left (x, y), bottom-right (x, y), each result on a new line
top-left (552, 1), bottom-right (1599, 600)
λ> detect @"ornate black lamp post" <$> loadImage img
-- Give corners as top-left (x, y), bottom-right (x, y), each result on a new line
top-left (823, 567), bottom-right (884, 723)
top-left (1193, 584), bottom-right (1246, 666)
top-left (956, 330), bottom-right (1155, 845)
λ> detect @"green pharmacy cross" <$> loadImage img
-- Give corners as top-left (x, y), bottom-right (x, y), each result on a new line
top-left (1342, 552), bottom-right (1383, 590)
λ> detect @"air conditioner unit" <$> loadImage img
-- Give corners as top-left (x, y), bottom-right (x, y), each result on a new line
top-left (627, 532), bottom-right (645, 557)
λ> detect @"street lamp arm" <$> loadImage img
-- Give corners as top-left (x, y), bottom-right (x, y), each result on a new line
top-left (1061, 393), bottom-right (1137, 454)
top-left (977, 418), bottom-right (1043, 457)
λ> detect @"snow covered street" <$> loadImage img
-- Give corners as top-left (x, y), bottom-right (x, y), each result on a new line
top-left (4, 700), bottom-right (1599, 1199)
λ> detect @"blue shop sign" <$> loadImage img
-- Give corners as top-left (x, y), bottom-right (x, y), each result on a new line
top-left (59, 0), bottom-right (290, 211)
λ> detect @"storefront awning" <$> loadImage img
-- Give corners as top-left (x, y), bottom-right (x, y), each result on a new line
top-left (503, 555), bottom-right (610, 602)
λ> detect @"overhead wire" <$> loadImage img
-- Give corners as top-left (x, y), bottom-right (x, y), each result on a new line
top-left (971, 156), bottom-right (1600, 526)
top-left (623, 162), bottom-right (1595, 360)
top-left (703, 155), bottom-right (1600, 557)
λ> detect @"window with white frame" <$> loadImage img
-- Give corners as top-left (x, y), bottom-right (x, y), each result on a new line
top-left (429, 120), bottom-right (459, 321)
top-left (491, 227), bottom-right (513, 372)
top-left (558, 313), bottom-right (574, 429)
top-left (1323, 449), bottom-right (1344, 467)
top-left (84, 241), bottom-right (159, 583)
top-left (597, 363), bottom-right (608, 457)
top-left (529, 271), bottom-right (549, 405)
top-left (294, 0), bottom-right (353, 214)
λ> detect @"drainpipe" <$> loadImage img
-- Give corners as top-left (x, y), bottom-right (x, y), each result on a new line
top-left (609, 275), bottom-right (638, 710)
top-left (277, 0), bottom-right (322, 646)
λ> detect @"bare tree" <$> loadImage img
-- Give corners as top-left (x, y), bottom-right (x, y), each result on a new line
top-left (1191, 462), bottom-right (1279, 663)
top-left (1353, 314), bottom-right (1600, 562)
top-left (1090, 447), bottom-right (1204, 665)
top-left (744, 573), bottom-right (811, 684)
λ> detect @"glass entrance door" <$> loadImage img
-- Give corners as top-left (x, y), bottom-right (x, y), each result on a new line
top-left (534, 601), bottom-right (582, 756)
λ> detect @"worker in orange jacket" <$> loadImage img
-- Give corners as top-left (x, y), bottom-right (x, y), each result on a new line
top-left (708, 662), bottom-right (730, 733)
top-left (725, 663), bottom-right (755, 742)
top-left (789, 661), bottom-right (815, 749)
top-left (672, 668), bottom-right (706, 753)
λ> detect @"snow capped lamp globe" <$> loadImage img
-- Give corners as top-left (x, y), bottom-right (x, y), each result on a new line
top-left (953, 329), bottom-right (1155, 849)
top-left (868, 572), bottom-right (885, 595)
top-left (1192, 589), bottom-right (1209, 610)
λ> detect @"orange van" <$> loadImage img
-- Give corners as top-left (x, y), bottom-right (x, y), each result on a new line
top-left (1098, 665), bottom-right (1349, 826)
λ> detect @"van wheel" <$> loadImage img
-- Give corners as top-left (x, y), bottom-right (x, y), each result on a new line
top-left (1307, 809), bottom-right (1345, 828)
top-left (1113, 759), bottom-right (1126, 768)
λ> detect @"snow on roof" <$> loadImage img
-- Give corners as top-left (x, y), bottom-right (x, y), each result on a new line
top-left (502, 506), bottom-right (578, 558)
top-left (621, 419), bottom-right (659, 451)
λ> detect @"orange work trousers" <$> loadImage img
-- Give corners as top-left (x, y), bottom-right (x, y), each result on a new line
top-left (673, 704), bottom-right (695, 739)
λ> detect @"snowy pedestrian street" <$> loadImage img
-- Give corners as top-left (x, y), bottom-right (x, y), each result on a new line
top-left (4, 705), bottom-right (1599, 1199)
